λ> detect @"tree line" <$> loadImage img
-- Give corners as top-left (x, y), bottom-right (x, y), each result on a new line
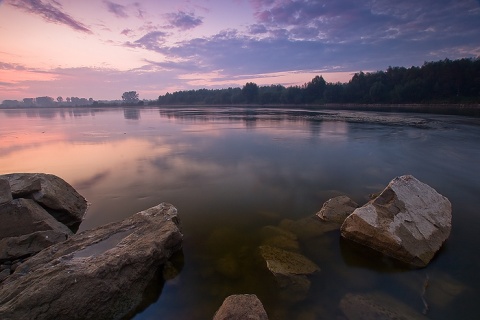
top-left (157, 58), bottom-right (480, 105)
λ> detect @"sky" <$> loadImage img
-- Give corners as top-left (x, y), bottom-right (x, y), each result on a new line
top-left (0, 0), bottom-right (479, 101)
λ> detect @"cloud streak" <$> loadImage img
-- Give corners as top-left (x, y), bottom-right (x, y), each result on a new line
top-left (103, 0), bottom-right (128, 18)
top-left (7, 0), bottom-right (91, 33)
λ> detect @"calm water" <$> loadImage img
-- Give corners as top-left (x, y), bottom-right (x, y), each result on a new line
top-left (1, 107), bottom-right (479, 319)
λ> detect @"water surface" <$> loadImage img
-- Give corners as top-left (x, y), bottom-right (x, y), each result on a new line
top-left (1, 107), bottom-right (479, 319)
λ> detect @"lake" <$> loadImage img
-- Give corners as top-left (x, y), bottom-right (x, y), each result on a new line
top-left (1, 106), bottom-right (479, 319)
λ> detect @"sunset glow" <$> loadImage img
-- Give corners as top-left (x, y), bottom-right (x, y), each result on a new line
top-left (1, 0), bottom-right (479, 101)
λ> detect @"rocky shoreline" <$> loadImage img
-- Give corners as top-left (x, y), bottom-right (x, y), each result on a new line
top-left (0, 173), bottom-right (453, 319)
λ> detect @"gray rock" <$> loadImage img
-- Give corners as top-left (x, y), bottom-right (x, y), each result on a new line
top-left (213, 294), bottom-right (268, 320)
top-left (0, 199), bottom-right (73, 262)
top-left (0, 180), bottom-right (12, 205)
top-left (0, 270), bottom-right (9, 283)
top-left (341, 175), bottom-right (452, 267)
top-left (0, 203), bottom-right (183, 320)
top-left (0, 199), bottom-right (72, 239)
top-left (0, 230), bottom-right (70, 264)
top-left (317, 195), bottom-right (359, 224)
top-left (2, 173), bottom-right (88, 227)
top-left (339, 292), bottom-right (428, 320)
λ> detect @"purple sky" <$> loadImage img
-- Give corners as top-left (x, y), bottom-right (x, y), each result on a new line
top-left (1, 0), bottom-right (479, 101)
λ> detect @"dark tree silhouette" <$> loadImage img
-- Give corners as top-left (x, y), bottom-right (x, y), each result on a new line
top-left (122, 91), bottom-right (139, 104)
top-left (242, 82), bottom-right (259, 103)
top-left (156, 58), bottom-right (480, 107)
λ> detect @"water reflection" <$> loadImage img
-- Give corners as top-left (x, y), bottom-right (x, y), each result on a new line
top-left (1, 107), bottom-right (480, 319)
top-left (124, 108), bottom-right (141, 120)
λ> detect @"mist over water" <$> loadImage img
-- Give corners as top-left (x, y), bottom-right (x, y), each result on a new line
top-left (1, 107), bottom-right (479, 319)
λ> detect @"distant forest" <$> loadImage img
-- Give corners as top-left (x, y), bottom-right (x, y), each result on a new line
top-left (157, 58), bottom-right (480, 105)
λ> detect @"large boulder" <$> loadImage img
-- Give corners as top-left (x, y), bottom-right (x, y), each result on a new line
top-left (2, 173), bottom-right (88, 227)
top-left (0, 203), bottom-right (183, 320)
top-left (340, 175), bottom-right (452, 267)
top-left (0, 180), bottom-right (12, 205)
top-left (0, 199), bottom-right (72, 262)
top-left (317, 195), bottom-right (359, 224)
top-left (213, 294), bottom-right (269, 320)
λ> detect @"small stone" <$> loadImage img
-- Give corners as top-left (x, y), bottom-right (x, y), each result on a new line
top-left (259, 245), bottom-right (320, 276)
top-left (213, 294), bottom-right (268, 320)
top-left (316, 195), bottom-right (358, 224)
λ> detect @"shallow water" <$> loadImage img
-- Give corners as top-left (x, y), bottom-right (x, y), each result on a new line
top-left (1, 106), bottom-right (479, 319)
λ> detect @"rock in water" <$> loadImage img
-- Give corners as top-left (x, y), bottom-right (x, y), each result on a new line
top-left (259, 245), bottom-right (320, 302)
top-left (317, 195), bottom-right (359, 224)
top-left (0, 203), bottom-right (183, 320)
top-left (2, 173), bottom-right (88, 227)
top-left (213, 294), bottom-right (269, 320)
top-left (339, 292), bottom-right (428, 320)
top-left (340, 175), bottom-right (452, 267)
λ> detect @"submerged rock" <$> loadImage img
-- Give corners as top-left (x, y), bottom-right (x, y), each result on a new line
top-left (279, 215), bottom-right (339, 240)
top-left (339, 292), bottom-right (428, 320)
top-left (259, 245), bottom-right (320, 302)
top-left (340, 175), bottom-right (452, 267)
top-left (213, 294), bottom-right (269, 320)
top-left (316, 195), bottom-right (359, 224)
top-left (2, 173), bottom-right (88, 228)
top-left (259, 226), bottom-right (299, 251)
top-left (0, 203), bottom-right (183, 320)
top-left (259, 245), bottom-right (320, 276)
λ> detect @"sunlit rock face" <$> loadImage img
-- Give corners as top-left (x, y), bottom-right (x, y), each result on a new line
top-left (0, 203), bottom-right (183, 320)
top-left (341, 175), bottom-right (452, 268)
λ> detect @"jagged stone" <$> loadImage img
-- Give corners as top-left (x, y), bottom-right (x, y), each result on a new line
top-left (0, 203), bottom-right (183, 320)
top-left (341, 175), bottom-right (452, 267)
top-left (0, 199), bottom-right (72, 262)
top-left (213, 294), bottom-right (268, 320)
top-left (317, 195), bottom-right (359, 224)
top-left (2, 173), bottom-right (88, 227)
